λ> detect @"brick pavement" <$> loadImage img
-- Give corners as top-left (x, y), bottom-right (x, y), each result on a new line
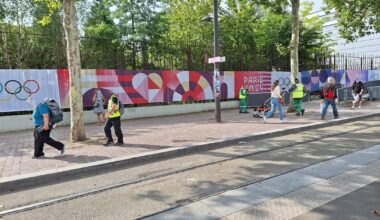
top-left (0, 101), bottom-right (379, 179)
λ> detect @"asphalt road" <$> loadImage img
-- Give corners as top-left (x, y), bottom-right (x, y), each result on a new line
top-left (1, 117), bottom-right (380, 220)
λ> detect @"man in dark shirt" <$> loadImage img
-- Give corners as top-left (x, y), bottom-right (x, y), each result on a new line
top-left (351, 80), bottom-right (364, 109)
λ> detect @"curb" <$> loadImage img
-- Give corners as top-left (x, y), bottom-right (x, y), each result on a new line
top-left (1, 112), bottom-right (379, 194)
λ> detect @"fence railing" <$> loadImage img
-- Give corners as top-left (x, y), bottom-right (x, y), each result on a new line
top-left (1, 29), bottom-right (380, 71)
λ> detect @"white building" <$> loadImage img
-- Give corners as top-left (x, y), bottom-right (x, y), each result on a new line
top-left (311, 0), bottom-right (380, 56)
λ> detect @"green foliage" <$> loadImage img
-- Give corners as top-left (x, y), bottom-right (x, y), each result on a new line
top-left (81, 0), bottom-right (120, 68)
top-left (0, 0), bottom-right (333, 71)
top-left (33, 0), bottom-right (61, 25)
top-left (324, 0), bottom-right (380, 41)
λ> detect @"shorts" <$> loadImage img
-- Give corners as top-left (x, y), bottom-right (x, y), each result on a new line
top-left (353, 93), bottom-right (362, 101)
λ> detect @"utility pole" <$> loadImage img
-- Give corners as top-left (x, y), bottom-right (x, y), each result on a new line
top-left (213, 0), bottom-right (221, 123)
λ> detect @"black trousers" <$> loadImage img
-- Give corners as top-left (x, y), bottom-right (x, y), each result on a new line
top-left (104, 117), bottom-right (123, 143)
top-left (34, 128), bottom-right (64, 157)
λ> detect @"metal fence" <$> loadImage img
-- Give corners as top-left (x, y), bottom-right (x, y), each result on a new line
top-left (2, 27), bottom-right (380, 71)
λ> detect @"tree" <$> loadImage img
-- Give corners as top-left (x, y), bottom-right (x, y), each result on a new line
top-left (324, 0), bottom-right (380, 41)
top-left (109, 0), bottom-right (162, 69)
top-left (36, 0), bottom-right (86, 142)
top-left (82, 0), bottom-right (120, 69)
top-left (289, 0), bottom-right (299, 82)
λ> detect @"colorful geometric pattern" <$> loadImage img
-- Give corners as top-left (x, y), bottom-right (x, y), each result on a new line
top-left (2, 68), bottom-right (375, 112)
top-left (345, 70), bottom-right (368, 87)
top-left (163, 71), bottom-right (213, 102)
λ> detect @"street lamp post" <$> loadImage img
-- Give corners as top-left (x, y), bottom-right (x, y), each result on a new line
top-left (202, 0), bottom-right (222, 123)
top-left (213, 0), bottom-right (221, 123)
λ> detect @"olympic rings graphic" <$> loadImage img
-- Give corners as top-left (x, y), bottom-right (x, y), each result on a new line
top-left (278, 77), bottom-right (292, 89)
top-left (0, 79), bottom-right (40, 101)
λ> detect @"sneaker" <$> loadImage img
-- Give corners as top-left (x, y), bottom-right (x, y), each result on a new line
top-left (301, 109), bottom-right (305, 116)
top-left (60, 145), bottom-right (65, 155)
top-left (103, 141), bottom-right (114, 146)
top-left (32, 153), bottom-right (45, 159)
top-left (351, 106), bottom-right (355, 109)
top-left (295, 112), bottom-right (300, 116)
top-left (358, 106), bottom-right (362, 109)
top-left (113, 142), bottom-right (124, 146)
top-left (263, 116), bottom-right (267, 123)
top-left (320, 117), bottom-right (324, 120)
top-left (280, 119), bottom-right (286, 123)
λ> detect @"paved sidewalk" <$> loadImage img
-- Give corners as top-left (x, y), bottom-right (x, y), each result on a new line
top-left (1, 101), bottom-right (380, 179)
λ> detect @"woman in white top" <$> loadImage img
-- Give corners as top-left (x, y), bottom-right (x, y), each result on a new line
top-left (263, 80), bottom-right (285, 122)
top-left (93, 89), bottom-right (106, 126)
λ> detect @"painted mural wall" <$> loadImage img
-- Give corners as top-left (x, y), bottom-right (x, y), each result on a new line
top-left (0, 69), bottom-right (377, 112)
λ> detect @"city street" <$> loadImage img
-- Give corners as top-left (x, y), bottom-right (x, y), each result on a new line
top-left (1, 117), bottom-right (380, 219)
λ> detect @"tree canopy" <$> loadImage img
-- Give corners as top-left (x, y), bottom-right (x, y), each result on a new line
top-left (324, 0), bottom-right (380, 41)
top-left (0, 0), bottom-right (332, 71)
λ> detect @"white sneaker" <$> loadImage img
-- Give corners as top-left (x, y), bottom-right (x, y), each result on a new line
top-left (358, 106), bottom-right (362, 109)
top-left (280, 119), bottom-right (286, 123)
top-left (263, 116), bottom-right (267, 123)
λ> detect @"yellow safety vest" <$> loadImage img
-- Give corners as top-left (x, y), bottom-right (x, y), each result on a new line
top-left (107, 95), bottom-right (121, 118)
top-left (239, 87), bottom-right (247, 100)
top-left (292, 83), bottom-right (304, 98)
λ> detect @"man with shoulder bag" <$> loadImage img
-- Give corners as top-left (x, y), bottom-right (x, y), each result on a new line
top-left (104, 93), bottom-right (124, 146)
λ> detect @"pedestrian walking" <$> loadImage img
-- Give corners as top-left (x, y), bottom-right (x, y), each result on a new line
top-left (263, 80), bottom-right (285, 123)
top-left (93, 88), bottom-right (106, 126)
top-left (104, 93), bottom-right (124, 146)
top-left (351, 80), bottom-right (364, 109)
top-left (239, 85), bottom-right (249, 113)
top-left (320, 77), bottom-right (339, 120)
top-left (32, 99), bottom-right (64, 158)
top-left (291, 78), bottom-right (305, 116)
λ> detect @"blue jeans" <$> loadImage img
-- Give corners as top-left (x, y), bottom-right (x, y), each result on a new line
top-left (321, 99), bottom-right (339, 119)
top-left (266, 97), bottom-right (284, 120)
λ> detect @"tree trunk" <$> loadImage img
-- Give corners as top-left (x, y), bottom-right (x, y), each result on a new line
top-left (63, 0), bottom-right (86, 142)
top-left (288, 0), bottom-right (300, 113)
top-left (290, 0), bottom-right (299, 81)
top-left (0, 31), bottom-right (11, 68)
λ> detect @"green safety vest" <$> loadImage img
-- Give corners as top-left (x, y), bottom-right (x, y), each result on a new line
top-left (107, 95), bottom-right (121, 118)
top-left (292, 83), bottom-right (304, 98)
top-left (239, 87), bottom-right (247, 99)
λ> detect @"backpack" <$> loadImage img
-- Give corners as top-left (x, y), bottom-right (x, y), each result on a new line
top-left (44, 98), bottom-right (63, 125)
top-left (118, 100), bottom-right (125, 116)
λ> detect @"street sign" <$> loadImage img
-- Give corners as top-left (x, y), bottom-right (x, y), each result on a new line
top-left (208, 56), bottom-right (226, 64)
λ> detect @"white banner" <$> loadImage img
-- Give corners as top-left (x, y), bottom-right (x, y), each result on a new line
top-left (0, 70), bottom-right (61, 112)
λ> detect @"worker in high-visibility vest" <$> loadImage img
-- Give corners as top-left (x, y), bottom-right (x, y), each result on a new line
top-left (291, 78), bottom-right (305, 116)
top-left (104, 94), bottom-right (124, 146)
top-left (239, 85), bottom-right (249, 113)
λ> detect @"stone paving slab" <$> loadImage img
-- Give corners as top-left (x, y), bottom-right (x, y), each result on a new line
top-left (200, 185), bottom-right (280, 217)
top-left (257, 171), bottom-right (322, 195)
top-left (1, 101), bottom-right (380, 180)
top-left (146, 145), bottom-right (380, 220)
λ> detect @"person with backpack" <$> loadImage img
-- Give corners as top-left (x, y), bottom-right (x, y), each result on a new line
top-left (320, 77), bottom-right (339, 120)
top-left (32, 98), bottom-right (64, 158)
top-left (104, 93), bottom-right (124, 146)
